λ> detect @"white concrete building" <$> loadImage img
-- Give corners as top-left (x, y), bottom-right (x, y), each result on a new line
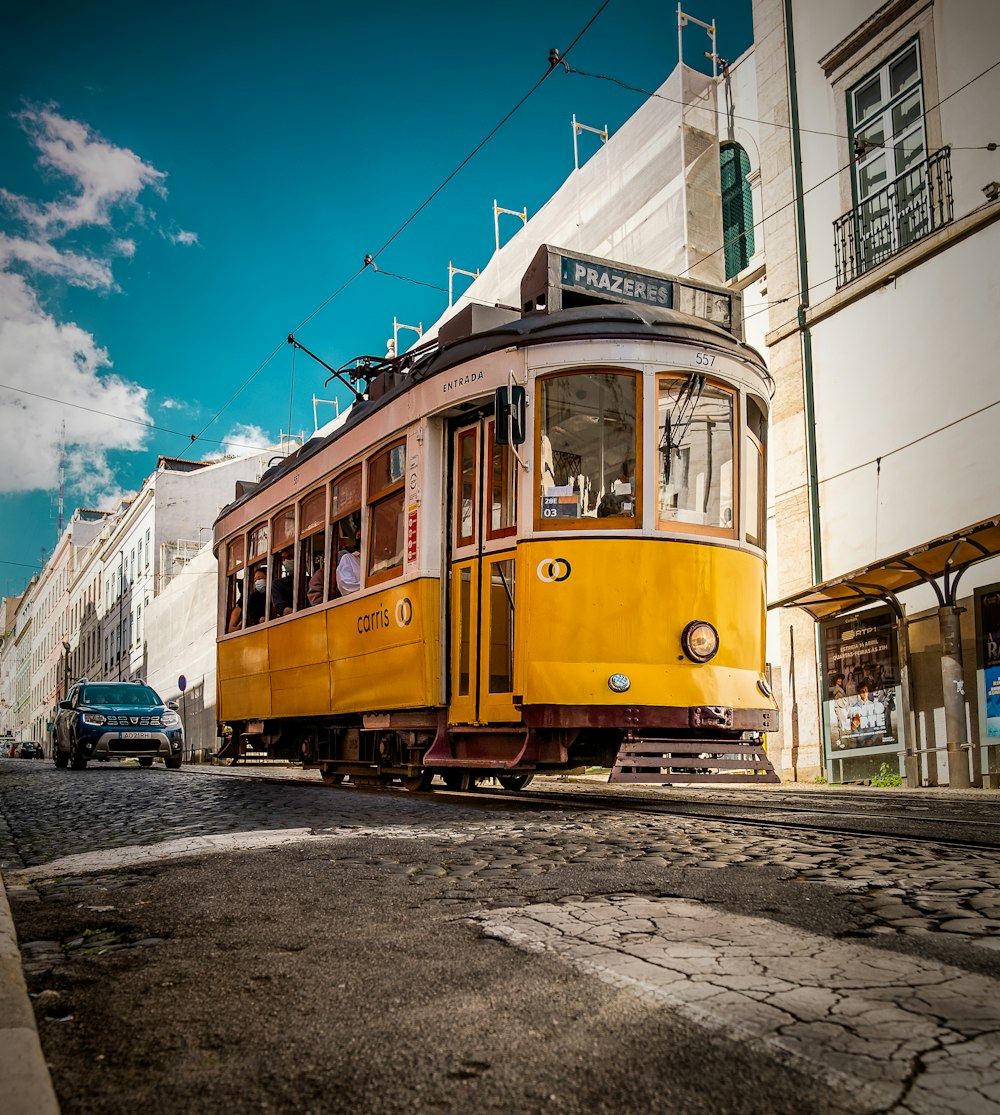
top-left (754, 0), bottom-right (1000, 784)
top-left (26, 511), bottom-right (106, 742)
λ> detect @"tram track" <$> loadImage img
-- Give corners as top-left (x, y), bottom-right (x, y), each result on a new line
top-left (181, 764), bottom-right (1000, 853)
top-left (468, 782), bottom-right (1000, 852)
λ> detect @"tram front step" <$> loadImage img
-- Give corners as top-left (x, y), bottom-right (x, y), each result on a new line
top-left (610, 738), bottom-right (779, 785)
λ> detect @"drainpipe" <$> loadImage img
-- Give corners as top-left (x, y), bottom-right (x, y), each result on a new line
top-left (784, 0), bottom-right (827, 780)
top-left (784, 0), bottom-right (822, 584)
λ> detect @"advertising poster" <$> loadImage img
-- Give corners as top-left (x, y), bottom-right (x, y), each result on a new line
top-left (979, 588), bottom-right (1000, 737)
top-left (822, 608), bottom-right (901, 751)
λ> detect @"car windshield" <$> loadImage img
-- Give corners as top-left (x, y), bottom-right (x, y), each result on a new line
top-left (81, 685), bottom-right (161, 708)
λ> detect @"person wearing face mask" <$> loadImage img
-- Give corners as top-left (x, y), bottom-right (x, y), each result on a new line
top-left (246, 569), bottom-right (268, 625)
top-left (270, 550), bottom-right (294, 618)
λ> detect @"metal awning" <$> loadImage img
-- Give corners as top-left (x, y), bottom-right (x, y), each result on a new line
top-left (768, 515), bottom-right (1000, 621)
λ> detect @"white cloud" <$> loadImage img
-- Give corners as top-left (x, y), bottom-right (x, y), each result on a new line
top-left (0, 233), bottom-right (115, 289)
top-left (170, 229), bottom-right (199, 246)
top-left (0, 106), bottom-right (185, 501)
top-left (201, 423), bottom-right (274, 461)
top-left (0, 271), bottom-right (152, 499)
top-left (2, 107), bottom-right (166, 234)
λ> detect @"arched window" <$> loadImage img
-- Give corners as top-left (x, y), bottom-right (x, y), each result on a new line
top-left (720, 143), bottom-right (754, 279)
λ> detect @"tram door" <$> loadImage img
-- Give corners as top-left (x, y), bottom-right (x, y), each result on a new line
top-left (449, 416), bottom-right (519, 725)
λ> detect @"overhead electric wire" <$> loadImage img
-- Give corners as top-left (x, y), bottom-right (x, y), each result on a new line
top-left (183, 2), bottom-right (612, 453)
top-left (0, 381), bottom-right (273, 454)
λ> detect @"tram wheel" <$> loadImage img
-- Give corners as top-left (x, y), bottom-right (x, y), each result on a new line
top-left (441, 771), bottom-right (473, 791)
top-left (321, 770), bottom-right (347, 786)
top-left (400, 770), bottom-right (433, 791)
top-left (497, 772), bottom-right (534, 791)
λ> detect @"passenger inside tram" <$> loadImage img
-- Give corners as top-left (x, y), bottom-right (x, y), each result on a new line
top-left (336, 516), bottom-right (361, 595)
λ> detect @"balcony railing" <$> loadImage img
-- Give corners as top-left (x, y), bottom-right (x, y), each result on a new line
top-left (833, 146), bottom-right (953, 287)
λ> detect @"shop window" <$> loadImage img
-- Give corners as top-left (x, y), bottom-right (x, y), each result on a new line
top-left (367, 440), bottom-right (406, 585)
top-left (537, 371), bottom-right (639, 528)
top-left (298, 487), bottom-right (328, 610)
top-left (720, 143), bottom-right (754, 279)
top-left (657, 375), bottom-right (736, 537)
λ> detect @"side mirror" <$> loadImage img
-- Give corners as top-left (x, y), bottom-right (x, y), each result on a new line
top-left (494, 385), bottom-right (526, 446)
top-left (58, 700), bottom-right (71, 710)
top-left (167, 701), bottom-right (179, 711)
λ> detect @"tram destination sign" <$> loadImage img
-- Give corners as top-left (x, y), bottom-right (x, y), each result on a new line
top-left (560, 255), bottom-right (673, 309)
top-left (520, 244), bottom-right (742, 339)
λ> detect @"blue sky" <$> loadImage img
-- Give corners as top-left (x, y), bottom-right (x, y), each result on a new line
top-left (0, 0), bottom-right (753, 596)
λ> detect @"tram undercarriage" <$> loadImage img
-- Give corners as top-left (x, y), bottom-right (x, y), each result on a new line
top-left (219, 707), bottom-right (779, 787)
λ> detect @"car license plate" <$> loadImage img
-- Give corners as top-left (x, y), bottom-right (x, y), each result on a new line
top-left (120, 731), bottom-right (149, 739)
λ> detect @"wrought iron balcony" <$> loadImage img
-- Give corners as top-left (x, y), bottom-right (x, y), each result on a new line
top-left (833, 146), bottom-right (953, 287)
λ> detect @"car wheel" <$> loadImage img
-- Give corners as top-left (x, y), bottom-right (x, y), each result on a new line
top-left (69, 735), bottom-right (88, 770)
top-left (165, 755), bottom-right (182, 770)
top-left (54, 747), bottom-right (68, 769)
top-left (138, 757), bottom-right (154, 768)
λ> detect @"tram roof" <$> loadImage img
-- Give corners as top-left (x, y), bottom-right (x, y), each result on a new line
top-left (221, 304), bottom-right (768, 518)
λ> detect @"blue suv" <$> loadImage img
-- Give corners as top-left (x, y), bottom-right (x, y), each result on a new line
top-left (54, 682), bottom-right (184, 770)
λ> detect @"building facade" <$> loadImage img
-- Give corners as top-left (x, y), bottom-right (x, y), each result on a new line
top-left (754, 0), bottom-right (1000, 784)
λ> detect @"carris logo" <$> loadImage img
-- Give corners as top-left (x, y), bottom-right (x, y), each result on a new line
top-left (536, 558), bottom-right (572, 583)
top-left (395, 598), bottom-right (413, 627)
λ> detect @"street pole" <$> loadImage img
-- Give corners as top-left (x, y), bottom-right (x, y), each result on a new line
top-left (939, 606), bottom-right (973, 788)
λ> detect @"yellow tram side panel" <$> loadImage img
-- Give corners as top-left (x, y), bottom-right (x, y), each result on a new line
top-left (517, 538), bottom-right (771, 710)
top-left (217, 578), bottom-right (441, 723)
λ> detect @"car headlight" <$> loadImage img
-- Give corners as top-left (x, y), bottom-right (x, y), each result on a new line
top-left (81, 711), bottom-right (107, 725)
top-left (681, 620), bottom-right (719, 663)
top-left (160, 711), bottom-right (182, 728)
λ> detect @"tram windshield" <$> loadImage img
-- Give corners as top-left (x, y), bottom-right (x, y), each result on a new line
top-left (657, 375), bottom-right (736, 536)
top-left (538, 371), bottom-right (639, 525)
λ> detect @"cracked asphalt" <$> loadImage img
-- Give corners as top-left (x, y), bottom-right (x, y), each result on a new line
top-left (2, 758), bottom-right (1000, 1114)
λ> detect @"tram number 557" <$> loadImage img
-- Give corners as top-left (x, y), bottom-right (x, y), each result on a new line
top-left (694, 351), bottom-right (716, 367)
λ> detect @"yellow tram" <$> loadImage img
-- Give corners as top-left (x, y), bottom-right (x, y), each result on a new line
top-left (214, 246), bottom-right (779, 787)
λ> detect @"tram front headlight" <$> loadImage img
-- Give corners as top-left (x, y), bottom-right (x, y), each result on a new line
top-left (681, 620), bottom-right (719, 663)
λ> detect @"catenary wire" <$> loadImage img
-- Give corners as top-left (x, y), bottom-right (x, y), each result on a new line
top-left (182, 2), bottom-right (612, 452)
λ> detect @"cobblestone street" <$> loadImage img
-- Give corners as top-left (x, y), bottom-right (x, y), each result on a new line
top-left (4, 759), bottom-right (1000, 1112)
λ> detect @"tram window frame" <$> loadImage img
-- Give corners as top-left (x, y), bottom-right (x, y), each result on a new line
top-left (744, 394), bottom-right (767, 549)
top-left (366, 439), bottom-right (406, 586)
top-left (245, 522), bottom-right (270, 626)
top-left (655, 373), bottom-right (738, 539)
top-left (486, 419), bottom-right (518, 541)
top-left (298, 486), bottom-right (328, 609)
top-left (457, 427), bottom-right (477, 547)
top-left (331, 466), bottom-right (363, 597)
top-left (269, 505), bottom-right (296, 619)
top-left (534, 369), bottom-right (642, 531)
top-left (225, 536), bottom-right (245, 633)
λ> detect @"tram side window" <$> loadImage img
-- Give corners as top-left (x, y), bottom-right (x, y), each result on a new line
top-left (657, 376), bottom-right (736, 536)
top-left (270, 506), bottom-right (295, 618)
top-left (745, 395), bottom-right (767, 549)
top-left (225, 537), bottom-right (245, 632)
top-left (537, 371), bottom-right (639, 525)
top-left (298, 488), bottom-right (327, 608)
top-left (245, 522), bottom-right (269, 625)
top-left (367, 439), bottom-right (406, 584)
top-left (331, 467), bottom-right (362, 597)
top-left (488, 420), bottom-right (517, 539)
